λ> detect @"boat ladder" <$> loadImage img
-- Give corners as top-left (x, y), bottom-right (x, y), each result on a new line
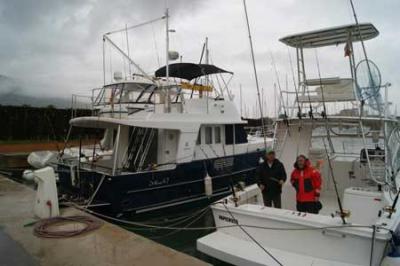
top-left (359, 123), bottom-right (386, 184)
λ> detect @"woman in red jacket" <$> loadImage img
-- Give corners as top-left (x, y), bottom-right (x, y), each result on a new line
top-left (290, 155), bottom-right (322, 214)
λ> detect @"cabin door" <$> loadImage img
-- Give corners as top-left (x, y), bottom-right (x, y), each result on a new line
top-left (160, 129), bottom-right (178, 164)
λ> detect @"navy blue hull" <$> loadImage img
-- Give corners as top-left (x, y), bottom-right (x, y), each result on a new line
top-left (58, 151), bottom-right (263, 216)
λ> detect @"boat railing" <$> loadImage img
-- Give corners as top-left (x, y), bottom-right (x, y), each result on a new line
top-left (71, 94), bottom-right (94, 118)
top-left (80, 162), bottom-right (114, 176)
top-left (245, 126), bottom-right (274, 138)
top-left (91, 87), bottom-right (156, 107)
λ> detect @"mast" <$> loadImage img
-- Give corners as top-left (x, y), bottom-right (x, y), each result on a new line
top-left (165, 8), bottom-right (170, 82)
top-left (125, 24), bottom-right (132, 78)
top-left (102, 37), bottom-right (106, 85)
top-left (242, 0), bottom-right (267, 149)
top-left (205, 37), bottom-right (209, 112)
top-left (165, 8), bottom-right (171, 112)
top-left (240, 84), bottom-right (243, 117)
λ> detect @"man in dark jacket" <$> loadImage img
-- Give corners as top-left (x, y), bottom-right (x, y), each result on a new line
top-left (256, 150), bottom-right (287, 208)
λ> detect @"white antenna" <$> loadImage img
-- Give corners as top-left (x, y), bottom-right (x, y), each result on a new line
top-left (125, 24), bottom-right (132, 77)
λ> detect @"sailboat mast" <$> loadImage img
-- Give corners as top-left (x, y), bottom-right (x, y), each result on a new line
top-left (240, 84), bottom-right (243, 117)
top-left (165, 8), bottom-right (171, 112)
top-left (242, 0), bottom-right (267, 149)
top-left (165, 8), bottom-right (169, 81)
top-left (125, 24), bottom-right (132, 77)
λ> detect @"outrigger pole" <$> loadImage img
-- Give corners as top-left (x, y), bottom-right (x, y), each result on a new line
top-left (102, 15), bottom-right (166, 84)
top-left (242, 0), bottom-right (267, 149)
top-left (103, 34), bottom-right (150, 80)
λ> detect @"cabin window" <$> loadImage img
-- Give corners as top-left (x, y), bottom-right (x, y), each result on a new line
top-left (235, 124), bottom-right (247, 144)
top-left (205, 126), bottom-right (213, 144)
top-left (196, 129), bottom-right (202, 145)
top-left (225, 125), bottom-right (234, 145)
top-left (225, 124), bottom-right (247, 145)
top-left (215, 127), bottom-right (221, 144)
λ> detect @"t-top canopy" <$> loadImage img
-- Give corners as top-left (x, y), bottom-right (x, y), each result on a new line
top-left (155, 63), bottom-right (232, 81)
top-left (279, 23), bottom-right (379, 48)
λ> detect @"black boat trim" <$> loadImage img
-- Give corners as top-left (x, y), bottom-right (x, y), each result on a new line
top-left (134, 187), bottom-right (231, 214)
top-left (126, 166), bottom-right (256, 194)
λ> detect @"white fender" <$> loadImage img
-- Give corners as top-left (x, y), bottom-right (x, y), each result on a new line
top-left (204, 173), bottom-right (213, 197)
top-left (22, 169), bottom-right (34, 181)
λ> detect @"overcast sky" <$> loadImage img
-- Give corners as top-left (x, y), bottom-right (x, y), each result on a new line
top-left (0, 0), bottom-right (399, 116)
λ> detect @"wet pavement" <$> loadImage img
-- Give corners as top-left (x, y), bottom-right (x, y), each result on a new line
top-left (0, 175), bottom-right (209, 266)
top-left (0, 229), bottom-right (38, 266)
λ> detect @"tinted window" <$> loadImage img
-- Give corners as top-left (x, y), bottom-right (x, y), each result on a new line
top-left (196, 129), bottom-right (201, 145)
top-left (225, 124), bottom-right (247, 145)
top-left (205, 126), bottom-right (212, 144)
top-left (225, 125), bottom-right (233, 145)
top-left (215, 127), bottom-right (221, 144)
top-left (235, 124), bottom-right (247, 144)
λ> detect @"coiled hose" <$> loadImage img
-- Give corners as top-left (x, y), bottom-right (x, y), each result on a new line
top-left (34, 215), bottom-right (103, 238)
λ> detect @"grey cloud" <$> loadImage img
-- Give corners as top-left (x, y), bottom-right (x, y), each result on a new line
top-left (0, 0), bottom-right (399, 115)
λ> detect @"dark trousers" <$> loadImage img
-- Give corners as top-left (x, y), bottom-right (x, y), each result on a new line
top-left (296, 201), bottom-right (319, 214)
top-left (262, 193), bottom-right (282, 208)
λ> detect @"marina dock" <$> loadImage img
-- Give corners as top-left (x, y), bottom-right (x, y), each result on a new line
top-left (0, 175), bottom-right (209, 266)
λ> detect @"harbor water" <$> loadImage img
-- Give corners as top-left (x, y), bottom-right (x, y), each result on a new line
top-left (124, 206), bottom-right (230, 265)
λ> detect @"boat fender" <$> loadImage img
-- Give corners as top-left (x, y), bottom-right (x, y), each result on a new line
top-left (204, 173), bottom-right (213, 197)
top-left (22, 169), bottom-right (35, 181)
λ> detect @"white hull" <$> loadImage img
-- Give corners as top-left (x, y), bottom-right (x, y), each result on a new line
top-left (197, 184), bottom-right (400, 266)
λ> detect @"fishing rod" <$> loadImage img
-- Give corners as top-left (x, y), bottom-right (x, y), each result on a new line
top-left (297, 47), bottom-right (315, 120)
top-left (269, 52), bottom-right (291, 137)
top-left (349, 0), bottom-right (372, 81)
top-left (287, 48), bottom-right (302, 120)
top-left (315, 50), bottom-right (346, 224)
top-left (349, 0), bottom-right (390, 188)
top-left (270, 51), bottom-right (289, 120)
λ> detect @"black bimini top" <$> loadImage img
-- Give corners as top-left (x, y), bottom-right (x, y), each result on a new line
top-left (155, 63), bottom-right (232, 81)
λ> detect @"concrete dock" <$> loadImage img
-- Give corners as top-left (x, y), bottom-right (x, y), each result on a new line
top-left (0, 175), bottom-right (209, 266)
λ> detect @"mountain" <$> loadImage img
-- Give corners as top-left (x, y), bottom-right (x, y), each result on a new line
top-left (0, 74), bottom-right (73, 108)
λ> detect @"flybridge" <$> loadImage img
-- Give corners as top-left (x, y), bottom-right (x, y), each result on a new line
top-left (277, 22), bottom-right (384, 111)
top-left (279, 23), bottom-right (379, 48)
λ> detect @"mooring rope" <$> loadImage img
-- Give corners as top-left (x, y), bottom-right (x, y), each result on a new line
top-left (66, 201), bottom-right (388, 233)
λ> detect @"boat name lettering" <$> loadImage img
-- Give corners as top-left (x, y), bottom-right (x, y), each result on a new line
top-left (149, 177), bottom-right (170, 187)
top-left (218, 215), bottom-right (238, 224)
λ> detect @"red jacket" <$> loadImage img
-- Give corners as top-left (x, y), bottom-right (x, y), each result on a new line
top-left (290, 160), bottom-right (322, 202)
